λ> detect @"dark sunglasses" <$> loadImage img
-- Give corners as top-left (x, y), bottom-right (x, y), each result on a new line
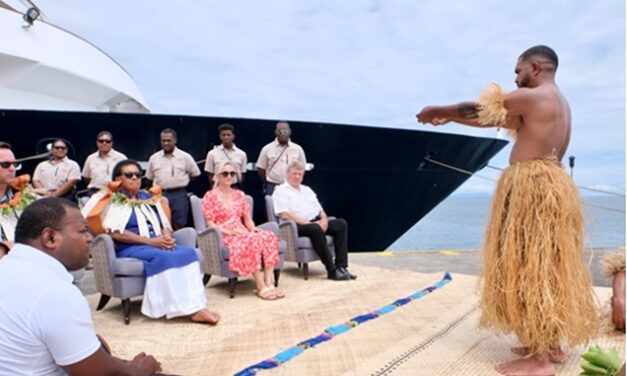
top-left (97, 139), bottom-right (112, 144)
top-left (53, 146), bottom-right (67, 150)
top-left (122, 171), bottom-right (142, 179)
top-left (0, 161), bottom-right (21, 169)
top-left (220, 171), bottom-right (237, 177)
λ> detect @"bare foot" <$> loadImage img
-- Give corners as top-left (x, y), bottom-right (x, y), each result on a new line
top-left (510, 347), bottom-right (566, 363)
top-left (190, 309), bottom-right (220, 325)
top-left (496, 355), bottom-right (555, 376)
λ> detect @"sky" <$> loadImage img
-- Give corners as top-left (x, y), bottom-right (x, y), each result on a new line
top-left (30, 0), bottom-right (626, 195)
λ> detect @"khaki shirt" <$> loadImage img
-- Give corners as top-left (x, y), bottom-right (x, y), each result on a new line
top-left (33, 158), bottom-right (81, 191)
top-left (256, 139), bottom-right (306, 184)
top-left (146, 147), bottom-right (200, 189)
top-left (81, 149), bottom-right (127, 189)
top-left (204, 144), bottom-right (248, 177)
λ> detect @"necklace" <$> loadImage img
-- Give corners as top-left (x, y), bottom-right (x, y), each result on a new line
top-left (111, 191), bottom-right (160, 207)
top-left (0, 188), bottom-right (36, 216)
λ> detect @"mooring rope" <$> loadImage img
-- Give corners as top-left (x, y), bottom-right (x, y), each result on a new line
top-left (424, 157), bottom-right (625, 213)
top-left (424, 157), bottom-right (497, 182)
top-left (15, 151), bottom-right (51, 163)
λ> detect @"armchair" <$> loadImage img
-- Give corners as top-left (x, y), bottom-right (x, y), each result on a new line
top-left (189, 194), bottom-right (285, 298)
top-left (264, 195), bottom-right (335, 280)
top-left (90, 227), bottom-right (202, 324)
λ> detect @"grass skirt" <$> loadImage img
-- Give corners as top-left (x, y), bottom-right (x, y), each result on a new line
top-left (479, 157), bottom-right (598, 356)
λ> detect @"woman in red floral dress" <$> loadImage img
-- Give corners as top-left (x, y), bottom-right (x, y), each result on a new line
top-left (201, 161), bottom-right (284, 300)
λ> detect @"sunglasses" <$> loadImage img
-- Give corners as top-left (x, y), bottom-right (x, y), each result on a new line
top-left (53, 146), bottom-right (67, 150)
top-left (0, 161), bottom-right (21, 170)
top-left (122, 171), bottom-right (142, 179)
top-left (97, 139), bottom-right (112, 144)
top-left (220, 171), bottom-right (237, 177)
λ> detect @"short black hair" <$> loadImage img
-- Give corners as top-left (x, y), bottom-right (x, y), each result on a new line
top-left (520, 45), bottom-right (558, 71)
top-left (0, 142), bottom-right (11, 150)
top-left (96, 131), bottom-right (113, 140)
top-left (276, 121), bottom-right (290, 129)
top-left (52, 139), bottom-right (67, 147)
top-left (160, 128), bottom-right (177, 140)
top-left (15, 197), bottom-right (77, 243)
top-left (218, 123), bottom-right (235, 133)
top-left (111, 159), bottom-right (142, 180)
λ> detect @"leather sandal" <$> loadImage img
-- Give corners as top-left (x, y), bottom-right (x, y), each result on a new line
top-left (256, 287), bottom-right (278, 300)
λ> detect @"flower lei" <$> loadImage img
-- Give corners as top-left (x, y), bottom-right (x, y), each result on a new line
top-left (0, 190), bottom-right (37, 216)
top-left (0, 175), bottom-right (37, 216)
top-left (110, 190), bottom-right (162, 208)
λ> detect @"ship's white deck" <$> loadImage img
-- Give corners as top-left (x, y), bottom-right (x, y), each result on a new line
top-left (0, 4), bottom-right (148, 112)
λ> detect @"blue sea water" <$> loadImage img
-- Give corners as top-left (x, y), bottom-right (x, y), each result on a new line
top-left (388, 195), bottom-right (625, 251)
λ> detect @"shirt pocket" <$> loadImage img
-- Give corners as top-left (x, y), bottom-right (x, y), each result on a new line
top-left (150, 164), bottom-right (163, 176)
top-left (174, 158), bottom-right (188, 174)
top-left (268, 149), bottom-right (283, 161)
top-left (285, 149), bottom-right (301, 164)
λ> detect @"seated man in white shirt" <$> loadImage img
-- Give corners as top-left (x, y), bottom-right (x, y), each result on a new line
top-left (0, 197), bottom-right (161, 375)
top-left (272, 161), bottom-right (356, 281)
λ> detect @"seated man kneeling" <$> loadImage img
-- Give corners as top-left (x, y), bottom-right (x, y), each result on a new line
top-left (272, 161), bottom-right (356, 281)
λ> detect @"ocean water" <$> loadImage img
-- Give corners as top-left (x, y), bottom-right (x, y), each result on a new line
top-left (388, 195), bottom-right (625, 251)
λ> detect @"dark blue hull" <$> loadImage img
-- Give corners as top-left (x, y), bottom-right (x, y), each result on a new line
top-left (0, 109), bottom-right (507, 251)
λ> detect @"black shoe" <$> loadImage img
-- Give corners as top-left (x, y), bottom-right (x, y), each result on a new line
top-left (328, 268), bottom-right (351, 281)
top-left (338, 267), bottom-right (357, 280)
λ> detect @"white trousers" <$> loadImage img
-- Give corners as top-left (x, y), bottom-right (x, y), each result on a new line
top-left (141, 261), bottom-right (207, 319)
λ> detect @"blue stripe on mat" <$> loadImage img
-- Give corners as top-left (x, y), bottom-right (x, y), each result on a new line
top-left (234, 272), bottom-right (453, 376)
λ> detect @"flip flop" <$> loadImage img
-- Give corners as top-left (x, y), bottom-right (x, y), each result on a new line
top-left (256, 287), bottom-right (278, 300)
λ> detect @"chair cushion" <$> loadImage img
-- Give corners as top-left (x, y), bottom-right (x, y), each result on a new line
top-left (113, 258), bottom-right (145, 276)
top-left (296, 235), bottom-right (333, 249)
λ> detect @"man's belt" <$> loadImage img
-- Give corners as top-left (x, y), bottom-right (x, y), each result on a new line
top-left (162, 187), bottom-right (186, 192)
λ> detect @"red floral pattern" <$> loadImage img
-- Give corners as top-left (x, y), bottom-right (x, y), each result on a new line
top-left (201, 190), bottom-right (279, 276)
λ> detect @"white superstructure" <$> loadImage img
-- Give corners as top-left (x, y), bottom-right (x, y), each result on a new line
top-left (0, 2), bottom-right (149, 113)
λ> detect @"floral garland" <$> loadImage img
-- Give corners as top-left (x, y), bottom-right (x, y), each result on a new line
top-left (110, 190), bottom-right (161, 207)
top-left (0, 188), bottom-right (37, 216)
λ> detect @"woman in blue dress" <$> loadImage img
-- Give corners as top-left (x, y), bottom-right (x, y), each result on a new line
top-left (87, 160), bottom-right (219, 324)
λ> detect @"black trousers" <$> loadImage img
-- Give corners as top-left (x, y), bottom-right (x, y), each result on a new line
top-left (163, 188), bottom-right (189, 228)
top-left (264, 182), bottom-right (277, 196)
top-left (297, 218), bottom-right (348, 272)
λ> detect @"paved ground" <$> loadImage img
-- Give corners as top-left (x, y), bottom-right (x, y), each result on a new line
top-left (349, 248), bottom-right (619, 287)
top-left (77, 247), bottom-right (621, 295)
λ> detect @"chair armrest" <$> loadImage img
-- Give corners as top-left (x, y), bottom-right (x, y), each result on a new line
top-left (257, 221), bottom-right (279, 235)
top-left (173, 227), bottom-right (197, 248)
top-left (278, 220), bottom-right (299, 261)
top-left (196, 227), bottom-right (227, 276)
top-left (90, 234), bottom-right (117, 296)
top-left (198, 226), bottom-right (224, 248)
